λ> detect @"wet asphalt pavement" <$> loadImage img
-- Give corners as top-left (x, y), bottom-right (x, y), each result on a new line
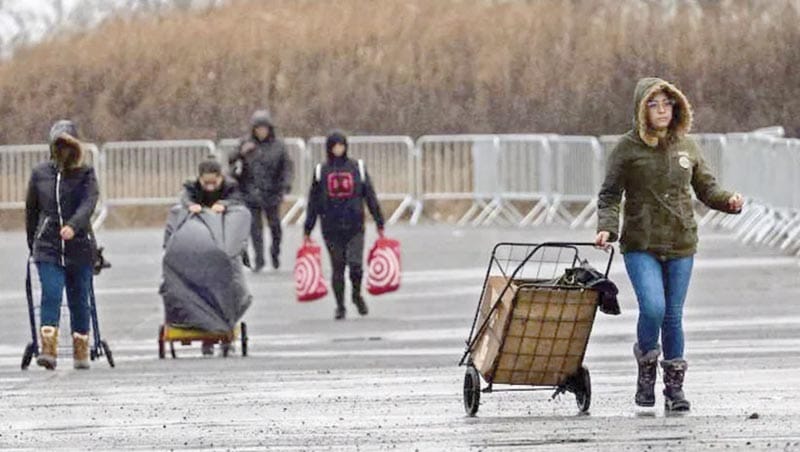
top-left (0, 224), bottom-right (799, 451)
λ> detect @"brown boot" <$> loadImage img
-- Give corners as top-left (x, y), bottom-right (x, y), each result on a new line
top-left (72, 332), bottom-right (91, 370)
top-left (36, 326), bottom-right (58, 370)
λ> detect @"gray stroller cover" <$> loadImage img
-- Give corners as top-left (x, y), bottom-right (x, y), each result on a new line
top-left (159, 205), bottom-right (252, 332)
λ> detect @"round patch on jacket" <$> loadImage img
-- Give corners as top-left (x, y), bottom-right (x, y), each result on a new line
top-left (679, 156), bottom-right (692, 169)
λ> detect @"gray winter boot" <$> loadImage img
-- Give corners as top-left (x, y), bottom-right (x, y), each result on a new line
top-left (633, 344), bottom-right (660, 407)
top-left (661, 358), bottom-right (691, 412)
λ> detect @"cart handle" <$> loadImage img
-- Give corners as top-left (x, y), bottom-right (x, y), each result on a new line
top-left (491, 241), bottom-right (615, 278)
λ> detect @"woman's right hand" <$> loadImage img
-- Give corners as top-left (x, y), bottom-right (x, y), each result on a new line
top-left (188, 204), bottom-right (202, 214)
top-left (594, 231), bottom-right (611, 248)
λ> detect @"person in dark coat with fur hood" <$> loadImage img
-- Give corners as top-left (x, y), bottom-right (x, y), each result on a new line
top-left (228, 110), bottom-right (294, 271)
top-left (25, 120), bottom-right (99, 371)
top-left (304, 131), bottom-right (385, 320)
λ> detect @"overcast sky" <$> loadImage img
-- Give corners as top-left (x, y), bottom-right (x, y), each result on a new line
top-left (0, 0), bottom-right (222, 58)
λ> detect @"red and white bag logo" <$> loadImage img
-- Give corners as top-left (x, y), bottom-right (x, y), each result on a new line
top-left (367, 237), bottom-right (401, 295)
top-left (295, 240), bottom-right (328, 302)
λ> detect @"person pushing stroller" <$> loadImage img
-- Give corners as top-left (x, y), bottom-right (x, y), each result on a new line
top-left (175, 158), bottom-right (245, 356)
top-left (181, 158), bottom-right (242, 215)
top-left (303, 131), bottom-right (385, 320)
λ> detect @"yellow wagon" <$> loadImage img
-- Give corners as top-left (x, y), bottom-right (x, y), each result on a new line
top-left (158, 322), bottom-right (248, 358)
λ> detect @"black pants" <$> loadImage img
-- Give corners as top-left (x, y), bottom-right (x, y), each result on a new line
top-left (248, 198), bottom-right (282, 265)
top-left (324, 229), bottom-right (365, 308)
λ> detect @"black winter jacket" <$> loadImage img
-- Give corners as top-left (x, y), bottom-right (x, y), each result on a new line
top-left (26, 162), bottom-right (99, 267)
top-left (180, 177), bottom-right (242, 208)
top-left (304, 157), bottom-right (384, 236)
top-left (228, 134), bottom-right (294, 205)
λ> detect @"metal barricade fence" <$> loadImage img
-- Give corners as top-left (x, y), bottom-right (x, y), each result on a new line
top-left (743, 136), bottom-right (800, 250)
top-left (692, 134), bottom-right (726, 186)
top-left (546, 136), bottom-right (603, 229)
top-left (307, 135), bottom-right (415, 225)
top-left (2, 130), bottom-right (797, 253)
top-left (495, 135), bottom-right (553, 227)
top-left (0, 143), bottom-right (106, 229)
top-left (778, 138), bottom-right (800, 254)
top-left (598, 135), bottom-right (621, 162)
top-left (99, 140), bottom-right (215, 206)
top-left (215, 138), bottom-right (240, 173)
top-left (412, 135), bottom-right (497, 225)
top-left (218, 137), bottom-right (309, 226)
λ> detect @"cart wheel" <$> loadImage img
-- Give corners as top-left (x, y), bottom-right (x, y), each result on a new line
top-left (21, 343), bottom-right (35, 370)
top-left (240, 322), bottom-right (248, 357)
top-left (169, 342), bottom-right (176, 359)
top-left (463, 365), bottom-right (481, 417)
top-left (575, 366), bottom-right (591, 413)
top-left (158, 326), bottom-right (166, 359)
top-left (101, 340), bottom-right (115, 368)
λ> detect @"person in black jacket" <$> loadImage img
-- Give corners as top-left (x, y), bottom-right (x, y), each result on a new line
top-left (178, 158), bottom-right (244, 357)
top-left (304, 131), bottom-right (385, 320)
top-left (25, 120), bottom-right (99, 370)
top-left (181, 158), bottom-right (242, 214)
top-left (228, 110), bottom-right (294, 272)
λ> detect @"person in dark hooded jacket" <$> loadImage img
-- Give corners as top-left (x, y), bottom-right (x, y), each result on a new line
top-left (304, 131), bottom-right (385, 320)
top-left (25, 120), bottom-right (99, 370)
top-left (181, 158), bottom-right (242, 214)
top-left (228, 110), bottom-right (294, 271)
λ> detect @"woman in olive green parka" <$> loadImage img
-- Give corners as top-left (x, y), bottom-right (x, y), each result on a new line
top-left (595, 77), bottom-right (743, 411)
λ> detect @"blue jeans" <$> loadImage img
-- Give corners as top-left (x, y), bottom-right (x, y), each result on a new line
top-left (37, 262), bottom-right (92, 334)
top-left (623, 252), bottom-right (694, 360)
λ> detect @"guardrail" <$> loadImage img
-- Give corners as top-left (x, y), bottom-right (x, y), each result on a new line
top-left (412, 135), bottom-right (497, 225)
top-left (2, 129), bottom-right (796, 258)
top-left (99, 140), bottom-right (215, 207)
top-left (0, 143), bottom-right (106, 230)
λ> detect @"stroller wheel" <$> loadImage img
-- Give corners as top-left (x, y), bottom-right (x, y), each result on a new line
top-left (463, 365), bottom-right (481, 417)
top-left (241, 322), bottom-right (248, 357)
top-left (21, 343), bottom-right (36, 370)
top-left (158, 326), bottom-right (166, 359)
top-left (101, 340), bottom-right (115, 368)
top-left (574, 366), bottom-right (591, 413)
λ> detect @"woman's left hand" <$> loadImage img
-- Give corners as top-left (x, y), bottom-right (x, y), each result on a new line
top-left (211, 203), bottom-right (226, 213)
top-left (60, 225), bottom-right (75, 240)
top-left (727, 193), bottom-right (744, 211)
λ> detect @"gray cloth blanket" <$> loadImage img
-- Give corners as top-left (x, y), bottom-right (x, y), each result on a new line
top-left (159, 205), bottom-right (252, 332)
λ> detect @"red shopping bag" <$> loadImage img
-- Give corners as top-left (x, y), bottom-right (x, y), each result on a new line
top-left (367, 236), bottom-right (402, 295)
top-left (295, 240), bottom-right (328, 302)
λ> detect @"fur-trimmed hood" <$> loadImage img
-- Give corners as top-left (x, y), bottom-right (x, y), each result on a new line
top-left (633, 77), bottom-right (693, 148)
top-left (48, 119), bottom-right (84, 169)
